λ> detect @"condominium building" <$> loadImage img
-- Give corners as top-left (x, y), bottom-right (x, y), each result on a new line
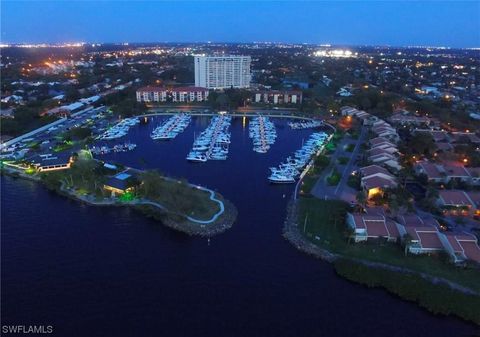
top-left (136, 86), bottom-right (209, 103)
top-left (194, 55), bottom-right (251, 89)
top-left (253, 90), bottom-right (302, 105)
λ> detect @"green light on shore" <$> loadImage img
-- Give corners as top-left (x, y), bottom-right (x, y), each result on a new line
top-left (119, 191), bottom-right (134, 202)
top-left (326, 142), bottom-right (336, 151)
top-left (25, 167), bottom-right (36, 174)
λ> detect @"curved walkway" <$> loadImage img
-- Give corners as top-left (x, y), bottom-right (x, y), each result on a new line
top-left (133, 185), bottom-right (224, 224)
top-left (60, 180), bottom-right (225, 225)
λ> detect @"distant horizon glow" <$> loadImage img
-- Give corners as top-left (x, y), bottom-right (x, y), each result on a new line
top-left (1, 1), bottom-right (479, 48)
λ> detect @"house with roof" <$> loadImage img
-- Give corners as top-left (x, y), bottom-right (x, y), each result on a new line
top-left (396, 214), bottom-right (440, 228)
top-left (340, 106), bottom-right (363, 116)
top-left (370, 140), bottom-right (398, 154)
top-left (451, 132), bottom-right (480, 145)
top-left (435, 142), bottom-right (454, 153)
top-left (389, 110), bottom-right (432, 126)
top-left (396, 218), bottom-right (444, 255)
top-left (29, 153), bottom-right (74, 172)
top-left (413, 129), bottom-right (450, 143)
top-left (439, 232), bottom-right (480, 264)
top-left (437, 190), bottom-right (480, 216)
top-left (359, 165), bottom-right (398, 199)
top-left (368, 152), bottom-right (398, 166)
top-left (368, 147), bottom-right (398, 158)
top-left (396, 214), bottom-right (445, 255)
top-left (466, 167), bottom-right (480, 186)
top-left (104, 171), bottom-right (139, 196)
top-left (371, 121), bottom-right (398, 142)
top-left (414, 160), bottom-right (476, 185)
top-left (442, 163), bottom-right (471, 183)
top-left (369, 136), bottom-right (391, 147)
top-left (346, 213), bottom-right (400, 243)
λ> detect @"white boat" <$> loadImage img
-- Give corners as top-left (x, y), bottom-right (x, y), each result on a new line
top-left (268, 174), bottom-right (295, 184)
top-left (186, 152), bottom-right (207, 162)
top-left (187, 115), bottom-right (232, 162)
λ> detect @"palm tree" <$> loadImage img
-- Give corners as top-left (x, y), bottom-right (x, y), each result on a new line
top-left (398, 168), bottom-right (410, 188)
top-left (402, 233), bottom-right (414, 256)
top-left (356, 190), bottom-right (367, 209)
top-left (345, 226), bottom-right (355, 245)
top-left (389, 197), bottom-right (400, 217)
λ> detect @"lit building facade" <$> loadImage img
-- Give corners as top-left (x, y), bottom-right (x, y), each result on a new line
top-left (136, 86), bottom-right (209, 103)
top-left (194, 56), bottom-right (251, 89)
top-left (253, 90), bottom-right (302, 105)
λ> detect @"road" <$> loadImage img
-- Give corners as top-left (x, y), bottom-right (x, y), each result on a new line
top-left (334, 125), bottom-right (368, 200)
top-left (311, 125), bottom-right (367, 203)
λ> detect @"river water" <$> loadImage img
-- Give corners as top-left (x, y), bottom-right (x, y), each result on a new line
top-left (2, 116), bottom-right (478, 336)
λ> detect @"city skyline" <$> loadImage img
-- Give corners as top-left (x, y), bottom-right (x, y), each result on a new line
top-left (1, 1), bottom-right (479, 48)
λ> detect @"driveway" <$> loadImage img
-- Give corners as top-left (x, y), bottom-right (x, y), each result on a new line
top-left (311, 125), bottom-right (367, 202)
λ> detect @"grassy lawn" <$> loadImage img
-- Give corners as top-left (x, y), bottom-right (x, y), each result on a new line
top-left (334, 259), bottom-right (480, 325)
top-left (298, 198), bottom-right (480, 293)
top-left (299, 173), bottom-right (317, 196)
top-left (327, 169), bottom-right (341, 186)
top-left (347, 174), bottom-right (361, 190)
top-left (53, 141), bottom-right (74, 152)
top-left (151, 178), bottom-right (221, 221)
top-left (345, 143), bottom-right (355, 152)
top-left (137, 171), bottom-right (221, 221)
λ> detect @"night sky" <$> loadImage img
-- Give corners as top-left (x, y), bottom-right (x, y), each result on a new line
top-left (1, 1), bottom-right (479, 48)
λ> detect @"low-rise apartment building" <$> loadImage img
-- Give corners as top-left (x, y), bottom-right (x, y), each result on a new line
top-left (136, 86), bottom-right (209, 103)
top-left (253, 90), bottom-right (302, 105)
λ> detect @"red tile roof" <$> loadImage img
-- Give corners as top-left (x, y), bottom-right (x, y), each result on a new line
top-left (417, 231), bottom-right (444, 250)
top-left (443, 163), bottom-right (470, 177)
top-left (359, 165), bottom-right (391, 178)
top-left (435, 142), bottom-right (453, 152)
top-left (350, 213), bottom-right (399, 239)
top-left (461, 241), bottom-right (480, 263)
top-left (172, 86), bottom-right (208, 92)
top-left (137, 86), bottom-right (208, 93)
top-left (368, 147), bottom-right (396, 157)
top-left (415, 161), bottom-right (443, 179)
top-left (397, 214), bottom-right (437, 227)
top-left (466, 191), bottom-right (480, 207)
top-left (439, 190), bottom-right (474, 207)
top-left (369, 137), bottom-right (390, 146)
top-left (137, 86), bottom-right (167, 92)
top-left (364, 220), bottom-right (389, 237)
top-left (362, 175), bottom-right (397, 190)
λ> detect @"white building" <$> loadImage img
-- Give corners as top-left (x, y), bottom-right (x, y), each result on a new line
top-left (136, 86), bottom-right (209, 103)
top-left (253, 90), bottom-right (302, 105)
top-left (194, 55), bottom-right (251, 89)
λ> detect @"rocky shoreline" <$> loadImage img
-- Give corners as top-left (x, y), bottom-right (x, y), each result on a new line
top-left (282, 199), bottom-right (338, 262)
top-left (135, 198), bottom-right (237, 237)
top-left (2, 167), bottom-right (237, 237)
top-left (282, 198), bottom-right (480, 296)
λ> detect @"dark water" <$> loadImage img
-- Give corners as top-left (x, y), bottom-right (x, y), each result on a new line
top-left (2, 117), bottom-right (478, 337)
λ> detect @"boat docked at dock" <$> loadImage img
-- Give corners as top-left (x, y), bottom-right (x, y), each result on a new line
top-left (288, 120), bottom-right (323, 130)
top-left (151, 113), bottom-right (191, 140)
top-left (98, 117), bottom-right (139, 140)
top-left (249, 116), bottom-right (276, 154)
top-left (186, 115), bottom-right (232, 162)
top-left (267, 132), bottom-right (330, 183)
top-left (268, 173), bottom-right (296, 184)
top-left (89, 142), bottom-right (137, 155)
top-left (186, 151), bottom-right (207, 162)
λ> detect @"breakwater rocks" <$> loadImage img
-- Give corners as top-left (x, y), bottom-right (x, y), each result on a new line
top-left (136, 198), bottom-right (237, 237)
top-left (282, 199), bottom-right (337, 262)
